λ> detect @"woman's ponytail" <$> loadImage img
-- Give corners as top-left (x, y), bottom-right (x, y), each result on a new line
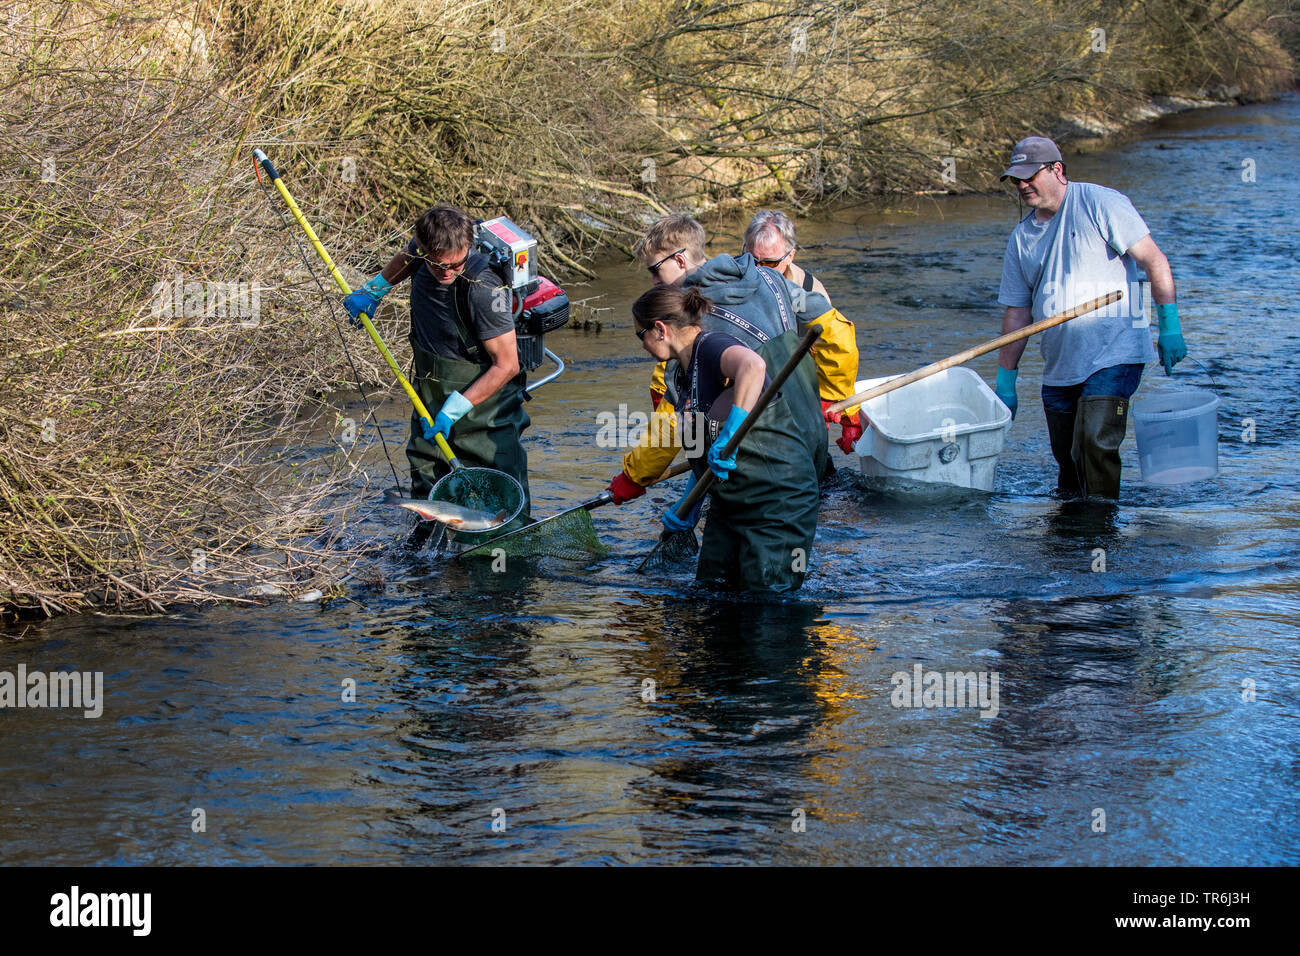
top-left (680, 287), bottom-right (713, 326)
top-left (632, 284), bottom-right (713, 331)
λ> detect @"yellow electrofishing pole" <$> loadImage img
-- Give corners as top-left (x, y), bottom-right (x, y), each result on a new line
top-left (251, 148), bottom-right (463, 471)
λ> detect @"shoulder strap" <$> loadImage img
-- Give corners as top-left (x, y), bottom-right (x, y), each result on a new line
top-left (709, 303), bottom-right (769, 343)
top-left (687, 331), bottom-right (718, 413)
top-left (449, 262), bottom-right (500, 366)
top-left (756, 266), bottom-right (795, 332)
top-left (802, 271), bottom-right (815, 292)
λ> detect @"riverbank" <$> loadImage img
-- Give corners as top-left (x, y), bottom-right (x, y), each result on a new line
top-left (1, 1), bottom-right (1295, 619)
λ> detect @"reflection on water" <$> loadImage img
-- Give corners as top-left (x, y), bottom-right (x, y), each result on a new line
top-left (2, 96), bottom-right (1298, 865)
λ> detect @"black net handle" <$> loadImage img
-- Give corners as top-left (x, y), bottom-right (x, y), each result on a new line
top-left (456, 461), bottom-right (693, 559)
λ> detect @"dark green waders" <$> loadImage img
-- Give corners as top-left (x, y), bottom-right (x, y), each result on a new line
top-left (1045, 409), bottom-right (1084, 498)
top-left (694, 329), bottom-right (827, 593)
top-left (405, 342), bottom-right (532, 533)
top-left (1071, 396), bottom-right (1129, 500)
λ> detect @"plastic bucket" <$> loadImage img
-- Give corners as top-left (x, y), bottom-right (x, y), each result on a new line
top-left (1132, 387), bottom-right (1220, 485)
top-left (852, 368), bottom-right (1011, 491)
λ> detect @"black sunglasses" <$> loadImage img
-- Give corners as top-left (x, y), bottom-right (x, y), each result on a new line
top-left (1009, 163), bottom-right (1056, 184)
top-left (647, 248), bottom-right (685, 277)
top-left (426, 252), bottom-right (469, 273)
top-left (754, 248), bottom-right (793, 268)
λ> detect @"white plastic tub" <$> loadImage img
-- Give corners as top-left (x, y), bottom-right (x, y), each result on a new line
top-left (1132, 387), bottom-right (1220, 485)
top-left (852, 367), bottom-right (1012, 491)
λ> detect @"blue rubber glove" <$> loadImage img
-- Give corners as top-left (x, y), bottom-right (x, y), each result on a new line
top-left (1155, 302), bottom-right (1187, 375)
top-left (995, 366), bottom-right (1018, 420)
top-left (343, 273), bottom-right (393, 329)
top-left (662, 470), bottom-right (705, 533)
top-left (427, 390), bottom-right (473, 442)
top-left (707, 405), bottom-right (748, 480)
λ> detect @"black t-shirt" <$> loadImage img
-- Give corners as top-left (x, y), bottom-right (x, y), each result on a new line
top-left (405, 238), bottom-right (513, 362)
top-left (673, 330), bottom-right (770, 420)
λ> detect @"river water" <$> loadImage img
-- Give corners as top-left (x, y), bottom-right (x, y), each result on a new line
top-left (4, 95), bottom-right (1298, 866)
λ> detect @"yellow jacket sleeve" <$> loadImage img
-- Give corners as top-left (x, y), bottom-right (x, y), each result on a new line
top-left (804, 306), bottom-right (861, 417)
top-left (649, 361), bottom-right (666, 399)
top-left (621, 398), bottom-right (682, 486)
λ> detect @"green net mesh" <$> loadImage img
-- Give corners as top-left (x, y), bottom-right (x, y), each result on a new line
top-left (459, 505), bottom-right (611, 564)
top-left (635, 528), bottom-right (699, 574)
top-left (429, 467), bottom-right (524, 546)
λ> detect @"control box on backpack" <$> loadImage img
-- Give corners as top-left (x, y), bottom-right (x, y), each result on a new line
top-left (475, 217), bottom-right (570, 372)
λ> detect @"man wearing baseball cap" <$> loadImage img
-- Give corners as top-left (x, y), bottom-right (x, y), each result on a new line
top-left (992, 136), bottom-right (1187, 499)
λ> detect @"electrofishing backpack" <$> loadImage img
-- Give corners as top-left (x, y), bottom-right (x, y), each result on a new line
top-left (473, 217), bottom-right (570, 372)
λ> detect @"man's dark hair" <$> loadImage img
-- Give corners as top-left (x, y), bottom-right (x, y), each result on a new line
top-left (414, 205), bottom-right (475, 259)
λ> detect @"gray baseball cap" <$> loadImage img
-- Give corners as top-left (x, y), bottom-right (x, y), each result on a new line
top-left (1001, 136), bottom-right (1063, 180)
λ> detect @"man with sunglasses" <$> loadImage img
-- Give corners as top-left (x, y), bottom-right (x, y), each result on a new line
top-left (994, 136), bottom-right (1186, 500)
top-left (742, 210), bottom-right (864, 462)
top-left (743, 210), bottom-right (828, 299)
top-left (343, 205), bottom-right (530, 521)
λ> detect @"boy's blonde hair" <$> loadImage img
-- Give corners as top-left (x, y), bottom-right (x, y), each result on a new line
top-left (637, 213), bottom-right (707, 263)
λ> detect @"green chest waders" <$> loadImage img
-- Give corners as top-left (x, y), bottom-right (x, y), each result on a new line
top-left (406, 342), bottom-right (532, 531)
top-left (691, 329), bottom-right (825, 592)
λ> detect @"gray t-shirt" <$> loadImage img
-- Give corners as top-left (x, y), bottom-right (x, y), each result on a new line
top-left (405, 239), bottom-right (513, 363)
top-left (998, 181), bottom-right (1157, 386)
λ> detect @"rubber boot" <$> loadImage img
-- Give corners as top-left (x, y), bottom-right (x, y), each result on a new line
top-left (409, 469), bottom-right (434, 501)
top-left (1045, 410), bottom-right (1083, 498)
top-left (820, 453), bottom-right (838, 487)
top-left (403, 469), bottom-right (439, 552)
top-left (404, 516), bottom-right (442, 553)
top-left (1071, 396), bottom-right (1128, 500)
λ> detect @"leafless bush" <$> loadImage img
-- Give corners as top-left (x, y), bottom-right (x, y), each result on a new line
top-left (0, 4), bottom-right (382, 617)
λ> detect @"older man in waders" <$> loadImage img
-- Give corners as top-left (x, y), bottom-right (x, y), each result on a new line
top-left (994, 136), bottom-right (1187, 499)
top-left (343, 205), bottom-right (531, 540)
top-left (742, 209), bottom-right (864, 466)
top-left (605, 213), bottom-right (829, 592)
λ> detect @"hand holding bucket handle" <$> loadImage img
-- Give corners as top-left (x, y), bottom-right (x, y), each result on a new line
top-left (1155, 302), bottom-right (1187, 375)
